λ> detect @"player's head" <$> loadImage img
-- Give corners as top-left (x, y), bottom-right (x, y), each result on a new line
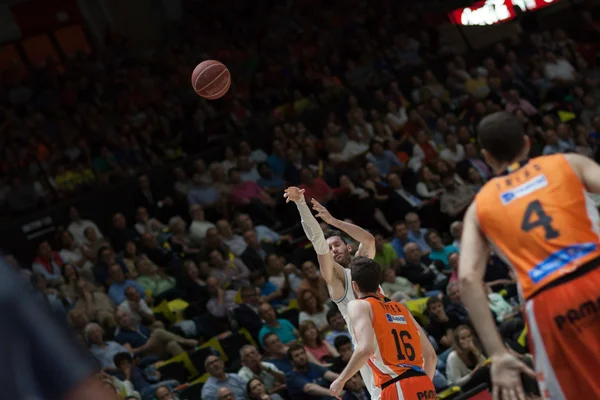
top-left (477, 111), bottom-right (530, 172)
top-left (324, 229), bottom-right (353, 267)
top-left (350, 256), bottom-right (382, 296)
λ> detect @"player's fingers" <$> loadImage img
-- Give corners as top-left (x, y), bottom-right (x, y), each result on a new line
top-left (492, 385), bottom-right (500, 400)
top-left (515, 384), bottom-right (527, 400)
top-left (311, 198), bottom-right (322, 207)
top-left (506, 388), bottom-right (519, 400)
top-left (520, 363), bottom-right (537, 378)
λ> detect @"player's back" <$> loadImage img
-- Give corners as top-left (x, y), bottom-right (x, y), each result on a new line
top-left (475, 153), bottom-right (600, 300)
top-left (363, 295), bottom-right (425, 387)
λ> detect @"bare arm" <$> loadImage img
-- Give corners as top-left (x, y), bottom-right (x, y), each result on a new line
top-left (458, 203), bottom-right (505, 358)
top-left (408, 311), bottom-right (437, 379)
top-left (333, 300), bottom-right (375, 386)
top-left (304, 383), bottom-right (335, 397)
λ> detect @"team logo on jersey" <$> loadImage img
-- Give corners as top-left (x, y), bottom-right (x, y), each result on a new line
top-left (530, 242), bottom-right (597, 284)
top-left (385, 314), bottom-right (406, 324)
top-left (500, 174), bottom-right (548, 205)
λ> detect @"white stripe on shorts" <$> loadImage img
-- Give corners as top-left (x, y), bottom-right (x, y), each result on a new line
top-left (525, 299), bottom-right (566, 400)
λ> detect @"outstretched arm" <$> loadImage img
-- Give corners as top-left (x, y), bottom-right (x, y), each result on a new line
top-left (284, 188), bottom-right (345, 298)
top-left (312, 199), bottom-right (376, 259)
top-left (407, 311), bottom-right (437, 379)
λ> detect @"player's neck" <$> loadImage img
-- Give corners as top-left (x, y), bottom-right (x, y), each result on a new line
top-left (493, 157), bottom-right (527, 175)
top-left (358, 291), bottom-right (380, 299)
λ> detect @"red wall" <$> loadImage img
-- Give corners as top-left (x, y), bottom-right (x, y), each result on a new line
top-left (10, 0), bottom-right (84, 38)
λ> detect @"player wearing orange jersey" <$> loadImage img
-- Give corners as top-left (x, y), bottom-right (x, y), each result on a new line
top-left (329, 257), bottom-right (437, 400)
top-left (460, 111), bottom-right (600, 400)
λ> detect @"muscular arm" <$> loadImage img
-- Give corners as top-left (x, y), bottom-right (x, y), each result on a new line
top-left (458, 203), bottom-right (506, 358)
top-left (335, 300), bottom-right (375, 387)
top-left (327, 218), bottom-right (376, 259)
top-left (408, 311), bottom-right (437, 379)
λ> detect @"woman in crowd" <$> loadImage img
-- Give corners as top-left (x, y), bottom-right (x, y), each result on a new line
top-left (416, 165), bottom-right (444, 200)
top-left (445, 325), bottom-right (489, 388)
top-left (136, 257), bottom-right (176, 297)
top-left (298, 289), bottom-right (330, 334)
top-left (169, 216), bottom-right (201, 259)
top-left (207, 249), bottom-right (250, 289)
top-left (299, 320), bottom-right (339, 365)
top-left (59, 263), bottom-right (81, 305)
top-left (466, 167), bottom-right (484, 192)
top-left (246, 378), bottom-right (284, 400)
top-left (122, 240), bottom-right (140, 278)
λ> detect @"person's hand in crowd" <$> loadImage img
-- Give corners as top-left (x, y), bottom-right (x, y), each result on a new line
top-left (490, 351), bottom-right (536, 400)
top-left (311, 199), bottom-right (335, 224)
top-left (283, 187), bottom-right (305, 203)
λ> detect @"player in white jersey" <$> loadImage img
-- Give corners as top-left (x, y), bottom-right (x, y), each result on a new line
top-left (284, 187), bottom-right (383, 399)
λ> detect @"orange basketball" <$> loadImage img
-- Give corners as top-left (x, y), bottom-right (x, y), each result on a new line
top-left (191, 60), bottom-right (231, 100)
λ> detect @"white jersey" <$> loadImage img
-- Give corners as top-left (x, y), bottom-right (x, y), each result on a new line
top-left (334, 268), bottom-right (385, 400)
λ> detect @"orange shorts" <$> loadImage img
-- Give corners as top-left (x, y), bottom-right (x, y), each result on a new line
top-left (381, 375), bottom-right (435, 400)
top-left (525, 262), bottom-right (600, 399)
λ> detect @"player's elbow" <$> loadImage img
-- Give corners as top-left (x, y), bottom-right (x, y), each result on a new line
top-left (458, 272), bottom-right (480, 292)
top-left (356, 343), bottom-right (375, 358)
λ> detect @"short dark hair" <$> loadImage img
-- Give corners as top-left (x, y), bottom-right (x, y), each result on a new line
top-left (249, 269), bottom-right (265, 284)
top-left (326, 307), bottom-right (341, 323)
top-left (478, 111), bottom-right (525, 162)
top-left (350, 256), bottom-right (382, 293)
top-left (426, 296), bottom-right (443, 311)
top-left (324, 229), bottom-right (345, 242)
top-left (113, 352), bottom-right (133, 368)
top-left (424, 229), bottom-right (440, 245)
top-left (287, 342), bottom-right (305, 361)
top-left (333, 334), bottom-right (352, 352)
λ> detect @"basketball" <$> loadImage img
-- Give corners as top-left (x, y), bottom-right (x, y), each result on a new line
top-left (191, 60), bottom-right (231, 100)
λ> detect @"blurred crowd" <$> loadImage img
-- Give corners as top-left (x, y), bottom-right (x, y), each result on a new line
top-left (5, 0), bottom-right (600, 399)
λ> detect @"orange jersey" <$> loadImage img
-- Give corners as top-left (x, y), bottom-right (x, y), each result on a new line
top-left (361, 296), bottom-right (425, 387)
top-left (475, 154), bottom-right (600, 300)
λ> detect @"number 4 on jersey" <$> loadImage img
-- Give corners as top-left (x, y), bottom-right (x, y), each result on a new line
top-left (521, 200), bottom-right (560, 240)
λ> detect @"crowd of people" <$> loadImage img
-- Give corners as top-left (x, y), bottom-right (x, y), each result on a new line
top-left (5, 0), bottom-right (600, 399)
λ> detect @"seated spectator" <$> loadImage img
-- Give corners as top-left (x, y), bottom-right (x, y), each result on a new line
top-left (114, 309), bottom-right (197, 359)
top-left (366, 141), bottom-right (402, 176)
top-left (298, 289), bottom-right (329, 333)
top-left (168, 216), bottom-right (201, 258)
top-left (398, 243), bottom-right (446, 291)
top-left (485, 284), bottom-right (518, 323)
top-left (188, 172), bottom-right (221, 209)
top-left (108, 264), bottom-right (147, 305)
top-left (206, 276), bottom-right (238, 319)
top-left (439, 134), bottom-right (465, 166)
top-left (241, 230), bottom-right (268, 272)
top-left (234, 213), bottom-right (284, 246)
top-left (121, 241), bottom-right (140, 278)
top-left (189, 204), bottom-right (216, 244)
top-left (32, 241), bottom-right (64, 286)
top-left (208, 249), bottom-right (250, 289)
top-left (134, 207), bottom-right (166, 237)
top-left (58, 230), bottom-right (95, 282)
top-left (181, 260), bottom-right (209, 312)
top-left (238, 345), bottom-right (286, 393)
top-left (135, 257), bottom-right (176, 297)
top-left (113, 352), bottom-right (179, 400)
top-left (296, 261), bottom-right (329, 305)
top-left (59, 263), bottom-right (82, 305)
top-left (155, 385), bottom-right (177, 400)
top-left (389, 221), bottom-right (414, 260)
top-left (380, 268), bottom-right (417, 301)
top-left (439, 173), bottom-right (475, 219)
top-left (445, 325), bottom-right (489, 388)
top-left (341, 373), bottom-right (370, 400)
top-left (67, 206), bottom-right (104, 245)
top-left (250, 270), bottom-right (284, 307)
top-left (426, 296), bottom-right (461, 368)
top-left (73, 279), bottom-right (117, 331)
top-left (425, 230), bottom-right (459, 270)
top-left (217, 219), bottom-right (247, 256)
top-left (257, 162), bottom-right (287, 195)
top-left (373, 233), bottom-right (400, 270)
top-left (263, 333), bottom-right (294, 373)
top-left (118, 286), bottom-right (161, 329)
top-left (229, 168), bottom-right (278, 227)
top-left (405, 212), bottom-right (431, 253)
top-left (98, 371), bottom-right (141, 400)
top-left (324, 309), bottom-right (351, 347)
top-left (299, 321), bottom-right (339, 365)
top-left (111, 213), bottom-right (140, 253)
top-left (298, 168), bottom-right (333, 205)
top-left (86, 228), bottom-right (111, 260)
top-left (450, 221), bottom-right (463, 249)
top-left (94, 246), bottom-right (130, 286)
top-left (247, 377), bottom-right (284, 400)
top-left (139, 233), bottom-right (177, 269)
top-left (201, 355), bottom-right (248, 400)
top-left (86, 322), bottom-right (132, 371)
top-left (258, 303), bottom-right (299, 346)
top-left (330, 335), bottom-right (353, 374)
top-left (284, 343), bottom-right (339, 400)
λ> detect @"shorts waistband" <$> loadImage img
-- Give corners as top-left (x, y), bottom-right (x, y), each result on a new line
top-left (528, 254), bottom-right (600, 300)
top-left (380, 369), bottom-right (426, 391)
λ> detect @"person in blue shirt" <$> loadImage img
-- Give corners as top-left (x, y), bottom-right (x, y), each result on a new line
top-left (113, 352), bottom-right (179, 400)
top-left (258, 303), bottom-right (299, 347)
top-left (107, 263), bottom-right (146, 305)
top-left (262, 333), bottom-right (294, 373)
top-left (284, 343), bottom-right (339, 400)
top-left (249, 270), bottom-right (284, 308)
top-left (405, 212), bottom-right (432, 253)
top-left (390, 221), bottom-right (414, 260)
top-left (257, 162), bottom-right (287, 194)
top-left (425, 229), bottom-right (459, 271)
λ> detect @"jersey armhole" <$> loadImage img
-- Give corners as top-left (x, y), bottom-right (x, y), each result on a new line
top-left (331, 267), bottom-right (349, 304)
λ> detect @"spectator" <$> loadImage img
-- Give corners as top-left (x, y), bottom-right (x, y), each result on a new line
top-left (217, 219), bottom-right (248, 256)
top-left (380, 268), bottom-right (417, 301)
top-left (73, 279), bottom-right (117, 331)
top-left (201, 355), bottom-right (248, 400)
top-left (445, 325), bottom-right (489, 388)
top-left (425, 230), bottom-right (459, 269)
top-left (296, 261), bottom-right (329, 304)
top-left (86, 322), bottom-right (132, 371)
top-left (390, 221), bottom-right (414, 260)
top-left (237, 345), bottom-right (286, 393)
top-left (206, 275), bottom-right (238, 319)
top-left (155, 385), bottom-right (178, 400)
top-left (284, 343), bottom-right (339, 400)
top-left (189, 204), bottom-right (216, 244)
top-left (135, 257), bottom-right (176, 297)
top-left (113, 352), bottom-right (179, 400)
top-left (233, 285), bottom-right (263, 340)
top-left (249, 270), bottom-right (284, 307)
top-left (32, 241), bottom-right (64, 286)
top-left (426, 296), bottom-right (461, 358)
top-left (134, 207), bottom-right (165, 237)
top-left (246, 378), bottom-right (284, 400)
top-left (262, 333), bottom-right (294, 373)
top-left (366, 141), bottom-right (402, 176)
top-left (208, 249), bottom-right (250, 289)
top-left (324, 308), bottom-right (351, 347)
top-left (329, 335), bottom-right (353, 374)
top-left (107, 264), bottom-right (147, 305)
top-left (372, 233), bottom-right (400, 271)
top-left (397, 242), bottom-right (445, 291)
top-left (405, 212), bottom-right (431, 253)
top-left (299, 321), bottom-right (339, 365)
top-left (118, 286), bottom-right (160, 328)
top-left (439, 134), bottom-right (465, 166)
top-left (111, 213), bottom-right (140, 253)
top-left (241, 230), bottom-right (268, 272)
top-left (450, 221), bottom-right (463, 249)
top-left (67, 206), bottom-right (103, 245)
top-left (298, 289), bottom-right (330, 333)
top-left (258, 303), bottom-right (299, 347)
top-left (341, 373), bottom-right (370, 400)
top-left (439, 173), bottom-right (476, 218)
